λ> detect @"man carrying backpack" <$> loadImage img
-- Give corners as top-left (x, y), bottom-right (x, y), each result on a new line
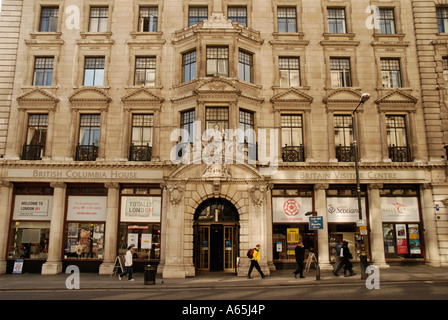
top-left (247, 244), bottom-right (265, 279)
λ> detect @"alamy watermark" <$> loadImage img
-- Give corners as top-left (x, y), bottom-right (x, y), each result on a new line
top-left (169, 122), bottom-right (279, 175)
top-left (65, 265), bottom-right (80, 290)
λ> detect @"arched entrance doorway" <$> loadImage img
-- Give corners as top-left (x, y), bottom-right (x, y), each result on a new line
top-left (194, 198), bottom-right (239, 272)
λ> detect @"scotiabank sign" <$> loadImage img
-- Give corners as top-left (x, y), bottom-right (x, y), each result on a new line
top-left (272, 197), bottom-right (312, 223)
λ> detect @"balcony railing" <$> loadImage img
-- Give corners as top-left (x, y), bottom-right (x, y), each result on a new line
top-left (389, 145), bottom-right (410, 162)
top-left (282, 145), bottom-right (305, 162)
top-left (336, 145), bottom-right (355, 162)
top-left (22, 144), bottom-right (45, 160)
top-left (129, 144), bottom-right (152, 161)
top-left (75, 144), bottom-right (98, 161)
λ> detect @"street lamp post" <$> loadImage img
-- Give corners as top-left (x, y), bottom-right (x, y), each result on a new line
top-left (352, 93), bottom-right (370, 280)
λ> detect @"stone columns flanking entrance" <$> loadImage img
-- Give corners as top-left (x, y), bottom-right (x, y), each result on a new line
top-left (99, 182), bottom-right (120, 274)
top-left (420, 184), bottom-right (441, 267)
top-left (0, 181), bottom-right (13, 274)
top-left (42, 182), bottom-right (66, 274)
top-left (368, 184), bottom-right (389, 268)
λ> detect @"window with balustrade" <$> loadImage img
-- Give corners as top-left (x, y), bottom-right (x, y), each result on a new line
top-left (281, 114), bottom-right (304, 162)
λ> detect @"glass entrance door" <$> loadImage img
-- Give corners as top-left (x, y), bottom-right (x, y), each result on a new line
top-left (195, 224), bottom-right (239, 272)
top-left (194, 198), bottom-right (240, 273)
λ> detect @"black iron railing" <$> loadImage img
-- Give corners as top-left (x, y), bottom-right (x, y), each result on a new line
top-left (129, 144), bottom-right (152, 161)
top-left (282, 145), bottom-right (305, 162)
top-left (22, 144), bottom-right (45, 160)
top-left (75, 144), bottom-right (98, 161)
top-left (336, 145), bottom-right (355, 162)
top-left (389, 145), bottom-right (410, 162)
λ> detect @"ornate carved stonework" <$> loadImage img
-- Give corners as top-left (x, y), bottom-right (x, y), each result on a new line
top-left (202, 13), bottom-right (233, 29)
top-left (249, 184), bottom-right (266, 207)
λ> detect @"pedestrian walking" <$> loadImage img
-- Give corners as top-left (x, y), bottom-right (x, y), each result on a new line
top-left (293, 242), bottom-right (305, 278)
top-left (342, 241), bottom-right (356, 277)
top-left (247, 244), bottom-right (265, 279)
top-left (333, 240), bottom-right (343, 277)
top-left (119, 245), bottom-right (135, 281)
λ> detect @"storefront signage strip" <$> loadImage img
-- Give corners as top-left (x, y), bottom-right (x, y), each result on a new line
top-left (7, 169), bottom-right (164, 180)
top-left (272, 170), bottom-right (426, 181)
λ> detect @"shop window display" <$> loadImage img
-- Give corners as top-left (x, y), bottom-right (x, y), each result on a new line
top-left (8, 222), bottom-right (50, 259)
top-left (383, 223), bottom-right (423, 259)
top-left (273, 225), bottom-right (315, 262)
top-left (119, 224), bottom-right (160, 260)
top-left (64, 223), bottom-right (105, 259)
top-left (328, 224), bottom-right (367, 261)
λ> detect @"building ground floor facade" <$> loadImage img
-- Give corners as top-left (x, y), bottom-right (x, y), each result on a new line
top-left (0, 161), bottom-right (447, 278)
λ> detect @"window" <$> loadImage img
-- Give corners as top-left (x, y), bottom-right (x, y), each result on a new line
top-left (443, 57), bottom-right (448, 82)
top-left (135, 57), bottom-right (156, 86)
top-left (22, 114), bottom-right (48, 160)
top-left (378, 8), bottom-right (396, 34)
top-left (334, 115), bottom-right (354, 162)
top-left (189, 7), bottom-right (208, 26)
top-left (381, 58), bottom-right (402, 88)
top-left (228, 7), bottom-right (247, 26)
top-left (327, 8), bottom-right (346, 33)
top-left (386, 115), bottom-right (410, 162)
top-left (206, 47), bottom-right (229, 77)
top-left (130, 114), bottom-right (153, 161)
top-left (277, 7), bottom-right (297, 33)
top-left (206, 107), bottom-right (229, 132)
top-left (84, 57), bottom-right (105, 86)
top-left (138, 7), bottom-right (158, 32)
top-left (281, 114), bottom-right (304, 162)
top-left (238, 50), bottom-right (253, 83)
top-left (89, 7), bottom-right (108, 32)
top-left (437, 7), bottom-right (448, 33)
top-left (279, 57), bottom-right (300, 87)
top-left (33, 57), bottom-right (54, 86)
top-left (330, 58), bottom-right (352, 87)
top-left (239, 109), bottom-right (255, 144)
top-left (39, 7), bottom-right (58, 32)
top-left (181, 110), bottom-right (195, 143)
top-left (182, 50), bottom-right (196, 82)
top-left (76, 114), bottom-right (100, 161)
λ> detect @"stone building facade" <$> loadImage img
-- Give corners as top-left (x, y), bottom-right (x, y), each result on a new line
top-left (0, 0), bottom-right (447, 278)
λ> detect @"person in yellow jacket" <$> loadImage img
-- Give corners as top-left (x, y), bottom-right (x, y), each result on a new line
top-left (247, 244), bottom-right (265, 279)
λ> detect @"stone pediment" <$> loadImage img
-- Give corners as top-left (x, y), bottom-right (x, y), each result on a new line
top-left (323, 88), bottom-right (364, 104)
top-left (69, 87), bottom-right (111, 110)
top-left (122, 88), bottom-right (164, 110)
top-left (194, 78), bottom-right (241, 94)
top-left (17, 88), bottom-right (59, 110)
top-left (375, 90), bottom-right (418, 112)
top-left (270, 89), bottom-right (313, 111)
top-left (271, 89), bottom-right (314, 103)
top-left (375, 90), bottom-right (418, 105)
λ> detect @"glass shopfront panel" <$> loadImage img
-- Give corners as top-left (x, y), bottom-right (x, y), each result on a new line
top-left (8, 194), bottom-right (53, 259)
top-left (64, 195), bottom-right (107, 259)
top-left (272, 190), bottom-right (315, 265)
top-left (327, 196), bottom-right (369, 260)
top-left (381, 195), bottom-right (423, 259)
top-left (119, 187), bottom-right (162, 261)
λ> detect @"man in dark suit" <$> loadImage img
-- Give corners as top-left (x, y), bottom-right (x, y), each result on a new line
top-left (293, 242), bottom-right (306, 278)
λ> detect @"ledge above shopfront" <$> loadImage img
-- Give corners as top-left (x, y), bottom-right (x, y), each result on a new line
top-left (3, 165), bottom-right (165, 183)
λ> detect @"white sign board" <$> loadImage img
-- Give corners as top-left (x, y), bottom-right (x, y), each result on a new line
top-left (327, 197), bottom-right (366, 223)
top-left (67, 196), bottom-right (107, 221)
top-left (120, 196), bottom-right (161, 223)
top-left (272, 197), bottom-right (313, 223)
top-left (381, 197), bottom-right (420, 222)
top-left (13, 195), bottom-right (53, 220)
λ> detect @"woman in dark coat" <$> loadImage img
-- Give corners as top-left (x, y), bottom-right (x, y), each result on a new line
top-left (342, 241), bottom-right (356, 277)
